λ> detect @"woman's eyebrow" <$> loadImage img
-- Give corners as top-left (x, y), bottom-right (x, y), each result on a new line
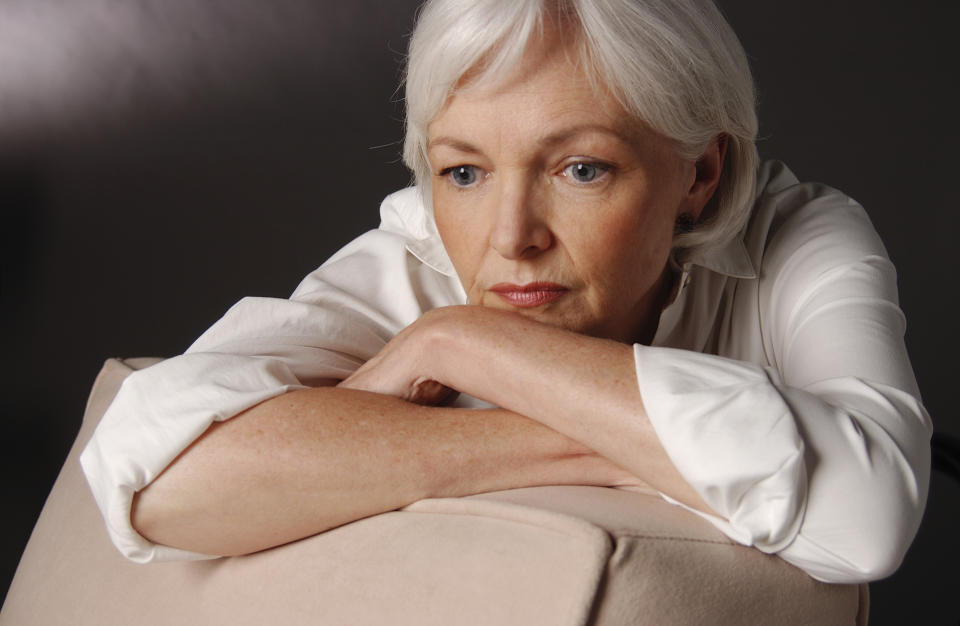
top-left (538, 124), bottom-right (633, 147)
top-left (428, 124), bottom-right (632, 154)
top-left (427, 137), bottom-right (483, 154)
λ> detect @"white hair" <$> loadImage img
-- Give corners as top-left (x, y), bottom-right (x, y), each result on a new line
top-left (402, 0), bottom-right (759, 262)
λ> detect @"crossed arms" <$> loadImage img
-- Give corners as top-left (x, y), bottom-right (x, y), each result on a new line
top-left (131, 306), bottom-right (709, 556)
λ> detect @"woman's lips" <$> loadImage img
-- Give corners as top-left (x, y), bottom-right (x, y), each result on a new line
top-left (488, 282), bottom-right (569, 308)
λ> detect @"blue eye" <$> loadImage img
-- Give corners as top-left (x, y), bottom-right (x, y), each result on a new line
top-left (564, 162), bottom-right (607, 183)
top-left (444, 165), bottom-right (479, 187)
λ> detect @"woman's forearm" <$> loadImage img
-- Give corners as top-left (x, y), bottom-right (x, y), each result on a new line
top-left (343, 306), bottom-right (714, 515)
top-left (438, 308), bottom-right (714, 514)
top-left (131, 385), bottom-right (637, 556)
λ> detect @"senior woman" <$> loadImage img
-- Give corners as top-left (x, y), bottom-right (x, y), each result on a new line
top-left (80, 0), bottom-right (931, 584)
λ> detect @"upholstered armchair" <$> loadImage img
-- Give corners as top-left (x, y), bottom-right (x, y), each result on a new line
top-left (1, 357), bottom-right (867, 625)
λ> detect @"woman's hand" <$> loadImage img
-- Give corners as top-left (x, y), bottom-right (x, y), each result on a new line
top-left (338, 307), bottom-right (464, 406)
top-left (340, 305), bottom-right (711, 515)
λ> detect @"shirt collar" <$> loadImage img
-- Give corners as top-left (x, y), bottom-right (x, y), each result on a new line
top-left (380, 186), bottom-right (458, 277)
top-left (679, 160), bottom-right (798, 282)
top-left (684, 233), bottom-right (757, 279)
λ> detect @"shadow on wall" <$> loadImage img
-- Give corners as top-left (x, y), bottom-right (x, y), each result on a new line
top-left (0, 0), bottom-right (423, 606)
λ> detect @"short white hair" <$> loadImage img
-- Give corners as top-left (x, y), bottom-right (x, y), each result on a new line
top-left (402, 0), bottom-right (759, 262)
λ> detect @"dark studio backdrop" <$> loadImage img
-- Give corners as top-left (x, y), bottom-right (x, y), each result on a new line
top-left (1, 0), bottom-right (957, 621)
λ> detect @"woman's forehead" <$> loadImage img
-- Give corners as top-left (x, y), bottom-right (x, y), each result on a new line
top-left (428, 37), bottom-right (636, 144)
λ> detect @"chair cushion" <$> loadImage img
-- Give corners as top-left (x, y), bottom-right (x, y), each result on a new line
top-left (1, 358), bottom-right (866, 625)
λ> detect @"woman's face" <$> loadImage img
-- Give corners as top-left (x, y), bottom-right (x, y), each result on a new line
top-left (427, 38), bottom-right (707, 344)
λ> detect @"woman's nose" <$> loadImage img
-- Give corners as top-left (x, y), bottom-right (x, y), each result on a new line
top-left (489, 183), bottom-right (553, 260)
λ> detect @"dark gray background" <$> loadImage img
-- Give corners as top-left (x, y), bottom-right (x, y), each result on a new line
top-left (1, 1), bottom-right (957, 622)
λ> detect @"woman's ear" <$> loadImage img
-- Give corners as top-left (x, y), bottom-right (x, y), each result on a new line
top-left (681, 134), bottom-right (728, 223)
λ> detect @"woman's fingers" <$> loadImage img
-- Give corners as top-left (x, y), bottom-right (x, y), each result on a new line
top-left (406, 377), bottom-right (459, 406)
top-left (338, 313), bottom-right (444, 400)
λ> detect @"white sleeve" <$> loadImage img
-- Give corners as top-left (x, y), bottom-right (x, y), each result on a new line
top-left (635, 196), bottom-right (932, 583)
top-left (80, 354), bottom-right (308, 562)
top-left (79, 227), bottom-right (436, 563)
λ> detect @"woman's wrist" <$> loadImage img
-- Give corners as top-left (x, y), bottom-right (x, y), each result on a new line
top-left (415, 305), bottom-right (486, 392)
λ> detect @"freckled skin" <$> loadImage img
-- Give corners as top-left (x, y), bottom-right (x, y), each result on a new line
top-left (427, 35), bottom-right (700, 345)
top-left (133, 28), bottom-right (724, 558)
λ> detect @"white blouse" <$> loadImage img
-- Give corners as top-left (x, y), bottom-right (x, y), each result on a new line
top-left (80, 161), bottom-right (932, 583)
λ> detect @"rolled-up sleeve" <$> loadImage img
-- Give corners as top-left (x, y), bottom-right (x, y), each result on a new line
top-left (78, 289), bottom-right (381, 562)
top-left (79, 205), bottom-right (458, 561)
top-left (80, 354), bottom-right (307, 562)
top-left (636, 184), bottom-right (932, 583)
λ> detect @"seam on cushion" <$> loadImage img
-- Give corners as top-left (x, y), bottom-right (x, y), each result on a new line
top-left (612, 533), bottom-right (739, 547)
top-left (119, 356), bottom-right (165, 371)
top-left (404, 497), bottom-right (614, 541)
top-left (403, 498), bottom-right (612, 626)
top-left (405, 498), bottom-right (611, 625)
top-left (412, 500), bottom-right (742, 547)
